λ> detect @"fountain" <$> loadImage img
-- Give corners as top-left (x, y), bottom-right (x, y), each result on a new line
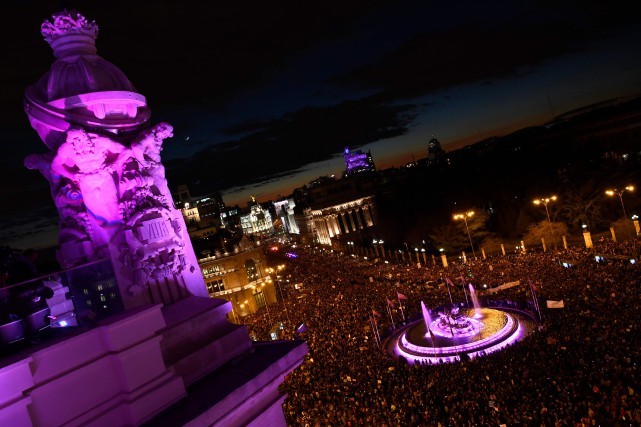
top-left (385, 298), bottom-right (536, 364)
top-left (420, 301), bottom-right (432, 337)
top-left (469, 283), bottom-right (482, 318)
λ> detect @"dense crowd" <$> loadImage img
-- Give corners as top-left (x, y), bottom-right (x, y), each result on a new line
top-left (241, 239), bottom-right (641, 426)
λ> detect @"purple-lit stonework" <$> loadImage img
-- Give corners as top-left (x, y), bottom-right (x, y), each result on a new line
top-left (24, 11), bottom-right (207, 308)
top-left (385, 307), bottom-right (534, 364)
top-left (0, 11), bottom-right (306, 427)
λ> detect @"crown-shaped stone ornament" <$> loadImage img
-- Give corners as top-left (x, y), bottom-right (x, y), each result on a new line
top-left (41, 10), bottom-right (98, 44)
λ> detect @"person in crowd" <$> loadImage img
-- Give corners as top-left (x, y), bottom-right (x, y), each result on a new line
top-left (239, 238), bottom-right (641, 426)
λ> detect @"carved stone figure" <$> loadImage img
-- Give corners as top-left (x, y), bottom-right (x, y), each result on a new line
top-left (23, 10), bottom-right (208, 308)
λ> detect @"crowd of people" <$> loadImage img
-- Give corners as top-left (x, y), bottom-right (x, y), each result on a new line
top-left (241, 238), bottom-right (641, 426)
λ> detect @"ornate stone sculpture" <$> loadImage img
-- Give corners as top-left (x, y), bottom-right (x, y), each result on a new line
top-left (24, 10), bottom-right (208, 308)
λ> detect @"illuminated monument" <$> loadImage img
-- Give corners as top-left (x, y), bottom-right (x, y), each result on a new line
top-left (23, 11), bottom-right (207, 308)
top-left (0, 11), bottom-right (306, 426)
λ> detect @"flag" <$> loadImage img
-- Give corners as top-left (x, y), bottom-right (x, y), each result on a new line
top-left (397, 292), bottom-right (407, 301)
top-left (546, 300), bottom-right (565, 308)
top-left (445, 276), bottom-right (454, 286)
top-left (386, 298), bottom-right (395, 308)
top-left (372, 309), bottom-right (382, 318)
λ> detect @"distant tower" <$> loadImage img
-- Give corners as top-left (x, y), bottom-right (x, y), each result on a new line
top-left (427, 136), bottom-right (446, 165)
top-left (343, 146), bottom-right (376, 176)
top-left (23, 10), bottom-right (207, 308)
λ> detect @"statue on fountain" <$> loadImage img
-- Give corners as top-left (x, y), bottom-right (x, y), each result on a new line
top-left (437, 304), bottom-right (475, 336)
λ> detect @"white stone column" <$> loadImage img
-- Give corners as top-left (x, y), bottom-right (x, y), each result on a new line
top-left (355, 208), bottom-right (363, 229)
top-left (364, 205), bottom-right (375, 227)
top-left (348, 210), bottom-right (357, 232)
top-left (340, 212), bottom-right (349, 234)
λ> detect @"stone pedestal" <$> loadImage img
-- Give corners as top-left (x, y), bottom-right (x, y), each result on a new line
top-left (0, 305), bottom-right (185, 427)
top-left (160, 297), bottom-right (251, 386)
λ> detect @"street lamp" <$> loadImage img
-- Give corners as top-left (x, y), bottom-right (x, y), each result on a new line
top-left (372, 239), bottom-right (385, 258)
top-left (605, 186), bottom-right (634, 240)
top-left (533, 196), bottom-right (558, 249)
top-left (276, 264), bottom-right (291, 326)
top-left (453, 211), bottom-right (476, 259)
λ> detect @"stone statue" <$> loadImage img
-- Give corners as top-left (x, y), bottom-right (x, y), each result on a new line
top-left (23, 10), bottom-right (208, 308)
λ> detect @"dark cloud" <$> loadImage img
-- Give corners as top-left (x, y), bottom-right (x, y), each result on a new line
top-left (329, 2), bottom-right (641, 103)
top-left (165, 98), bottom-right (417, 192)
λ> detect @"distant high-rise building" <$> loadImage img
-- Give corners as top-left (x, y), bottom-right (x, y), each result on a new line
top-left (273, 198), bottom-right (300, 234)
top-left (427, 136), bottom-right (447, 165)
top-left (344, 146), bottom-right (376, 176)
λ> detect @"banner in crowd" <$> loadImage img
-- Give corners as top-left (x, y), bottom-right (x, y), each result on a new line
top-left (486, 280), bottom-right (521, 293)
top-left (546, 300), bottom-right (565, 308)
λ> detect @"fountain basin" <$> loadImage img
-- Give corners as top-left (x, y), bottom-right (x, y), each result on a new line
top-left (387, 307), bottom-right (533, 364)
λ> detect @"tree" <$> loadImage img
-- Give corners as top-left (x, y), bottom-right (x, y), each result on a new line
top-left (608, 218), bottom-right (636, 242)
top-left (480, 236), bottom-right (505, 256)
top-left (522, 220), bottom-right (569, 248)
top-left (429, 210), bottom-right (492, 253)
top-left (428, 223), bottom-right (468, 253)
top-left (560, 180), bottom-right (605, 231)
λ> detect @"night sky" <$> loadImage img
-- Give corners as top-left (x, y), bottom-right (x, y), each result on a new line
top-left (1, 0), bottom-right (641, 249)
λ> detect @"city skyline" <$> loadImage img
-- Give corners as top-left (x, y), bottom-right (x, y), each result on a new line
top-left (2, 0), bottom-right (641, 249)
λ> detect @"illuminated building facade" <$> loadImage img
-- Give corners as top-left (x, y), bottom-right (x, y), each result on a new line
top-left (311, 196), bottom-right (377, 246)
top-left (240, 201), bottom-right (275, 236)
top-left (273, 198), bottom-right (300, 234)
top-left (344, 146), bottom-right (376, 176)
top-left (198, 240), bottom-right (276, 317)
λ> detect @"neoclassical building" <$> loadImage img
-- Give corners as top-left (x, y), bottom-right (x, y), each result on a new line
top-left (240, 200), bottom-right (275, 236)
top-left (198, 240), bottom-right (277, 318)
top-left (310, 196), bottom-right (377, 245)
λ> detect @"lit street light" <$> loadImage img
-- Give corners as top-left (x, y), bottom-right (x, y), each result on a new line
top-left (453, 211), bottom-right (476, 259)
top-left (533, 196), bottom-right (558, 250)
top-left (605, 186), bottom-right (634, 240)
top-left (372, 239), bottom-right (385, 258)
